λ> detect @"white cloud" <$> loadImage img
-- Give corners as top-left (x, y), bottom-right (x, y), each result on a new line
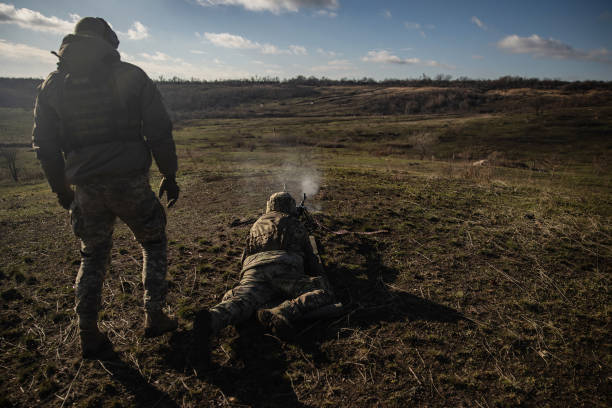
top-left (289, 45), bottom-right (307, 55)
top-left (260, 43), bottom-right (283, 54)
top-left (314, 9), bottom-right (337, 18)
top-left (424, 60), bottom-right (451, 68)
top-left (0, 3), bottom-right (150, 43)
top-left (122, 50), bottom-right (250, 79)
top-left (252, 60), bottom-right (281, 67)
top-left (251, 60), bottom-right (283, 75)
top-left (310, 58), bottom-right (353, 72)
top-left (0, 39), bottom-right (58, 76)
top-left (405, 21), bottom-right (434, 38)
top-left (471, 16), bottom-right (487, 30)
top-left (382, 9), bottom-right (391, 19)
top-left (205, 32), bottom-right (260, 49)
top-left (204, 32), bottom-right (305, 55)
top-left (196, 0), bottom-right (339, 14)
top-left (316, 48), bottom-right (340, 58)
top-left (127, 21), bottom-right (149, 40)
top-left (189, 49), bottom-right (207, 55)
top-left (0, 2), bottom-right (77, 34)
top-left (362, 50), bottom-right (404, 64)
top-left (139, 51), bottom-right (178, 62)
top-left (0, 39), bottom-right (56, 63)
top-left (362, 50), bottom-right (454, 69)
top-left (498, 34), bottom-right (611, 62)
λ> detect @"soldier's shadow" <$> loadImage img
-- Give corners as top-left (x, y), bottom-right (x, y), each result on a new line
top-left (291, 234), bottom-right (467, 351)
top-left (325, 235), bottom-right (464, 326)
top-left (99, 352), bottom-right (180, 408)
top-left (206, 321), bottom-right (312, 408)
top-left (165, 322), bottom-right (311, 408)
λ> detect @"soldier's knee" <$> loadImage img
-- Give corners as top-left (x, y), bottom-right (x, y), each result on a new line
top-left (80, 245), bottom-right (111, 263)
top-left (132, 202), bottom-right (167, 243)
top-left (141, 237), bottom-right (166, 251)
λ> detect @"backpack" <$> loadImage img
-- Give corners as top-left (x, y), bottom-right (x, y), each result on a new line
top-left (56, 56), bottom-right (141, 153)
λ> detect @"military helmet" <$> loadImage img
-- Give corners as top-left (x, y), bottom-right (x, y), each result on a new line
top-left (266, 192), bottom-right (297, 215)
top-left (74, 17), bottom-right (120, 49)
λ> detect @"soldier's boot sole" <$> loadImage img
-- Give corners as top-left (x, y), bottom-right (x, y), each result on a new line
top-left (301, 302), bottom-right (346, 321)
top-left (80, 330), bottom-right (115, 360)
top-left (257, 308), bottom-right (294, 339)
top-left (143, 312), bottom-right (178, 338)
top-left (193, 309), bottom-right (212, 368)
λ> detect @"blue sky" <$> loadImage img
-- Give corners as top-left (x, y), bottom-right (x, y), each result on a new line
top-left (1, 0), bottom-right (611, 80)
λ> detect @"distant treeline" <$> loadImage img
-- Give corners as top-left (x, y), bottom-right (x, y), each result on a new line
top-left (153, 74), bottom-right (612, 92)
top-left (2, 76), bottom-right (611, 117)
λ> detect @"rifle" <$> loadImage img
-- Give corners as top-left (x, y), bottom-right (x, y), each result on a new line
top-left (296, 193), bottom-right (316, 232)
top-left (296, 193), bottom-right (324, 273)
top-left (296, 193), bottom-right (347, 321)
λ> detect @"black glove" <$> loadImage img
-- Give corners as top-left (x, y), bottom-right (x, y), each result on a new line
top-left (57, 188), bottom-right (74, 210)
top-left (158, 176), bottom-right (179, 208)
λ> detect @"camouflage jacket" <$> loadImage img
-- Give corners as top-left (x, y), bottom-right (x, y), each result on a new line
top-left (241, 211), bottom-right (323, 276)
top-left (32, 34), bottom-right (177, 189)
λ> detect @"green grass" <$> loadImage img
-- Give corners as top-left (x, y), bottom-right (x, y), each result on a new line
top-left (0, 107), bottom-right (33, 144)
top-left (0, 107), bottom-right (43, 186)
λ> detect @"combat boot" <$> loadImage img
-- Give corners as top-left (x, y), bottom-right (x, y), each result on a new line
top-left (257, 308), bottom-right (294, 339)
top-left (78, 318), bottom-right (114, 360)
top-left (143, 310), bottom-right (178, 338)
top-left (301, 302), bottom-right (346, 321)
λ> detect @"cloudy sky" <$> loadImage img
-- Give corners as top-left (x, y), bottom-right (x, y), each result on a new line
top-left (1, 0), bottom-right (611, 81)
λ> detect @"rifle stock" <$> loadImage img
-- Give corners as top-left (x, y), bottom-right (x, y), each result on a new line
top-left (309, 235), bottom-right (326, 275)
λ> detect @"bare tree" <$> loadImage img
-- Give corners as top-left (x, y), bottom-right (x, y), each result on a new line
top-left (532, 96), bottom-right (545, 116)
top-left (409, 132), bottom-right (438, 160)
top-left (1, 148), bottom-right (19, 182)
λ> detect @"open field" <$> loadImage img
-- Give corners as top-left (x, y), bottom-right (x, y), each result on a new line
top-left (0, 87), bottom-right (611, 407)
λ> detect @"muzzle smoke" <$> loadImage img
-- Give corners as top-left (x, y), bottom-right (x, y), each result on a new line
top-left (277, 162), bottom-right (321, 211)
top-left (301, 173), bottom-right (320, 197)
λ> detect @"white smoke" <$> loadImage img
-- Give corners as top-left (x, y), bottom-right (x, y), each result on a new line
top-left (300, 171), bottom-right (322, 212)
top-left (301, 172), bottom-right (320, 197)
top-left (275, 161), bottom-right (321, 211)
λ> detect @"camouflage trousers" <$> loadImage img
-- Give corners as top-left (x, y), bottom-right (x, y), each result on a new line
top-left (70, 173), bottom-right (168, 321)
top-left (209, 263), bottom-right (334, 333)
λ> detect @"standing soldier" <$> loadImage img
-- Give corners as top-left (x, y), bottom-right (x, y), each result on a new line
top-left (194, 192), bottom-right (342, 363)
top-left (32, 17), bottom-right (180, 359)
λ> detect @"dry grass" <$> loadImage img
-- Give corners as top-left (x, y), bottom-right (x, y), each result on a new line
top-left (1, 103), bottom-right (611, 407)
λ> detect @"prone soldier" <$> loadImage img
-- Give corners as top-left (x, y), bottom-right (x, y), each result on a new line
top-left (194, 192), bottom-right (342, 363)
